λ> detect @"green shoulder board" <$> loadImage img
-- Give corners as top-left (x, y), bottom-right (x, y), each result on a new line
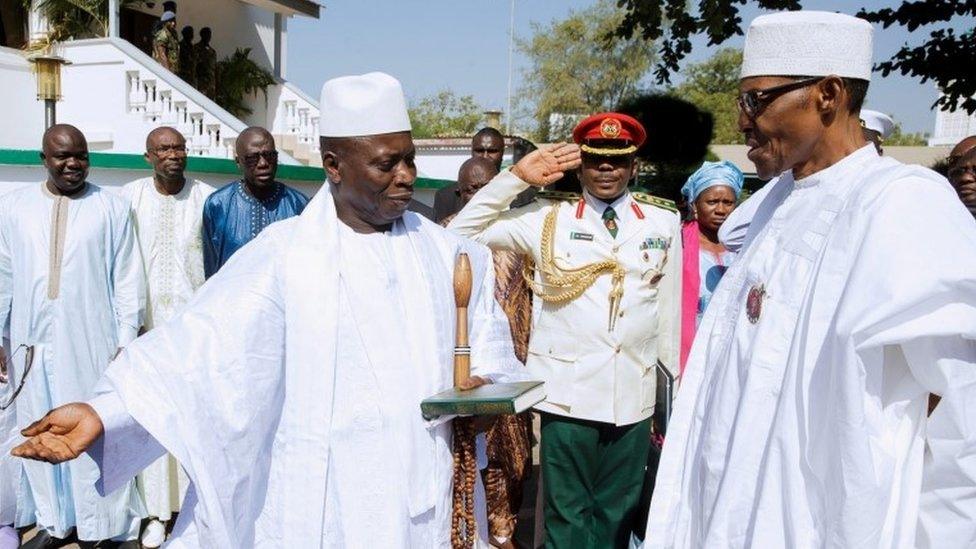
top-left (536, 190), bottom-right (581, 202)
top-left (632, 192), bottom-right (677, 213)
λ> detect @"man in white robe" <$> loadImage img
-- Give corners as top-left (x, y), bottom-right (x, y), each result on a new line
top-left (645, 12), bottom-right (976, 549)
top-left (0, 125), bottom-right (146, 546)
top-left (11, 74), bottom-right (528, 548)
top-left (122, 127), bottom-right (214, 547)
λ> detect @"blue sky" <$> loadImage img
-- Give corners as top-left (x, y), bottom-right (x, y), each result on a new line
top-left (286, 1), bottom-right (959, 136)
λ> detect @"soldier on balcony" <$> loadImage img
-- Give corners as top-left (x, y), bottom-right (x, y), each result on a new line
top-left (194, 27), bottom-right (217, 100)
top-left (177, 25), bottom-right (196, 87)
top-left (152, 11), bottom-right (179, 74)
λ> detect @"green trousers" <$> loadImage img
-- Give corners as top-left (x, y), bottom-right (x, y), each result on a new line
top-left (541, 413), bottom-right (652, 549)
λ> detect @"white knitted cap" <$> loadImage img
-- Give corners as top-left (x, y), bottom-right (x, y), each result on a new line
top-left (741, 11), bottom-right (874, 80)
top-left (319, 72), bottom-right (411, 137)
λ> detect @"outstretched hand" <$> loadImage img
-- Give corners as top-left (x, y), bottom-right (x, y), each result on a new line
top-left (510, 143), bottom-right (582, 187)
top-left (11, 403), bottom-right (104, 464)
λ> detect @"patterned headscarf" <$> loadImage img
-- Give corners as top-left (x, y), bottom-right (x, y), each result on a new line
top-left (681, 160), bottom-right (744, 203)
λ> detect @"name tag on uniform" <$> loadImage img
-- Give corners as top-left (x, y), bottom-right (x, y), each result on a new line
top-left (570, 231), bottom-right (594, 241)
top-left (640, 237), bottom-right (670, 251)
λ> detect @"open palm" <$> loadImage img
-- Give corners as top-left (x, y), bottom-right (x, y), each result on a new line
top-left (11, 403), bottom-right (104, 464)
top-left (511, 143), bottom-right (582, 187)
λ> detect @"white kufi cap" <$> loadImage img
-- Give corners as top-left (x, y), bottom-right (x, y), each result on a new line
top-left (741, 11), bottom-right (873, 80)
top-left (860, 109), bottom-right (895, 139)
top-left (319, 72), bottom-right (411, 137)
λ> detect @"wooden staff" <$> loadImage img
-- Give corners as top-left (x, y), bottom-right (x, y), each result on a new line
top-left (453, 252), bottom-right (472, 388)
top-left (451, 252), bottom-right (477, 548)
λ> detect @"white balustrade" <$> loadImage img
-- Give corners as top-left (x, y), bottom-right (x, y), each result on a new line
top-left (222, 138), bottom-right (236, 159)
top-left (174, 102), bottom-right (191, 135)
top-left (121, 68), bottom-right (249, 158)
top-left (207, 125), bottom-right (220, 156)
top-left (159, 91), bottom-right (176, 125)
top-left (127, 71), bottom-right (144, 114)
top-left (297, 108), bottom-right (309, 144)
top-left (285, 100), bottom-right (298, 134)
top-left (310, 117), bottom-right (320, 153)
top-left (143, 80), bottom-right (160, 122)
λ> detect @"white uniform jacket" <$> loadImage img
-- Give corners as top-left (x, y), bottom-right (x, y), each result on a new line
top-left (449, 169), bottom-right (681, 426)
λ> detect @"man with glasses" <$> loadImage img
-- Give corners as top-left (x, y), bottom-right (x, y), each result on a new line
top-left (202, 127), bottom-right (308, 277)
top-left (434, 127), bottom-right (507, 223)
top-left (0, 125), bottom-right (145, 548)
top-left (645, 11), bottom-right (976, 548)
top-left (121, 127), bottom-right (213, 548)
top-left (948, 135), bottom-right (976, 218)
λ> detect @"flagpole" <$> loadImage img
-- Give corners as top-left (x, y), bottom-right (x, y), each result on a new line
top-left (506, 0), bottom-right (515, 135)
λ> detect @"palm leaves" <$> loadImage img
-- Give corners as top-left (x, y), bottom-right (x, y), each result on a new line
top-left (21, 0), bottom-right (147, 43)
top-left (214, 47), bottom-right (275, 118)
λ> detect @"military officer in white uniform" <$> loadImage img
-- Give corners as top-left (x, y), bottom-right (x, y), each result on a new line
top-left (449, 112), bottom-right (681, 548)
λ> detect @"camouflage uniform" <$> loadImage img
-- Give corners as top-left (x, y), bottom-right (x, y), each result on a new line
top-left (178, 39), bottom-right (196, 86)
top-left (194, 42), bottom-right (217, 100)
top-left (152, 26), bottom-right (180, 72)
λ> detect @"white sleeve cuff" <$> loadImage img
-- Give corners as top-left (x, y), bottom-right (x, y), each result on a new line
top-left (87, 389), bottom-right (164, 495)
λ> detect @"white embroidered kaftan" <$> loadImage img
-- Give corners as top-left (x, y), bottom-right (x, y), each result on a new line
top-left (86, 183), bottom-right (523, 547)
top-left (122, 177), bottom-right (213, 521)
top-left (646, 146), bottom-right (976, 548)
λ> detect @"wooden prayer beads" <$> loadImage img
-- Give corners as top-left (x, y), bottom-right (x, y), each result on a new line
top-left (451, 417), bottom-right (477, 548)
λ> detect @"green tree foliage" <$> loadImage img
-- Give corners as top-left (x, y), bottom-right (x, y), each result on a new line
top-left (613, 0), bottom-right (976, 114)
top-left (519, 0), bottom-right (655, 141)
top-left (407, 90), bottom-right (484, 139)
top-left (214, 48), bottom-right (275, 118)
top-left (22, 0), bottom-right (146, 43)
top-left (673, 48), bottom-right (743, 144)
top-left (617, 93), bottom-right (715, 200)
top-left (884, 123), bottom-right (928, 146)
top-left (857, 2), bottom-right (976, 114)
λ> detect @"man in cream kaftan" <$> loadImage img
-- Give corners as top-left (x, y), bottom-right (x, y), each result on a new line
top-left (0, 125), bottom-right (146, 543)
top-left (122, 127), bottom-right (215, 544)
top-left (13, 75), bottom-right (523, 548)
top-left (645, 12), bottom-right (976, 549)
top-left (124, 176), bottom-right (213, 329)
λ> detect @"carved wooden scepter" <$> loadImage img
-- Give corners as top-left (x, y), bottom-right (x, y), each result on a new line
top-left (453, 252), bottom-right (472, 388)
top-left (451, 252), bottom-right (477, 548)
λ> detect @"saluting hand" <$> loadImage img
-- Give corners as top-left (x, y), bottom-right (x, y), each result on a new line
top-left (510, 143), bottom-right (582, 187)
top-left (11, 403), bottom-right (104, 464)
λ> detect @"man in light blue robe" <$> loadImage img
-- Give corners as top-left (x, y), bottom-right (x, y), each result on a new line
top-left (202, 127), bottom-right (308, 278)
top-left (0, 126), bottom-right (146, 547)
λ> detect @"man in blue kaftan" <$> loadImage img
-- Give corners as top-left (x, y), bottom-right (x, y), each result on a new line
top-left (202, 127), bottom-right (309, 277)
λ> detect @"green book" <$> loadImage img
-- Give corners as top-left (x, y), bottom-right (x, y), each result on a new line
top-left (421, 381), bottom-right (546, 420)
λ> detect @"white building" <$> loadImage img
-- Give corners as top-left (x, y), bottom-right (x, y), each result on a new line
top-left (929, 97), bottom-right (976, 147)
top-left (0, 1), bottom-right (452, 204)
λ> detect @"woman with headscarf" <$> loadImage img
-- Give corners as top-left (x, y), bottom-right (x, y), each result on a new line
top-left (678, 160), bottom-right (743, 375)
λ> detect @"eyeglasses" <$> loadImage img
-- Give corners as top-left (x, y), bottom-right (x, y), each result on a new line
top-left (241, 151), bottom-right (278, 167)
top-left (0, 344), bottom-right (34, 410)
top-left (151, 145), bottom-right (188, 157)
top-left (737, 77), bottom-right (825, 119)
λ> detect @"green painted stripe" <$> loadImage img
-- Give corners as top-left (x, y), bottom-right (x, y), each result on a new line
top-left (0, 149), bottom-right (455, 189)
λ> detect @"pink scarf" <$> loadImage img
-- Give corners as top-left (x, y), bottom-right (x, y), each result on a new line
top-left (679, 221), bottom-right (700, 377)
